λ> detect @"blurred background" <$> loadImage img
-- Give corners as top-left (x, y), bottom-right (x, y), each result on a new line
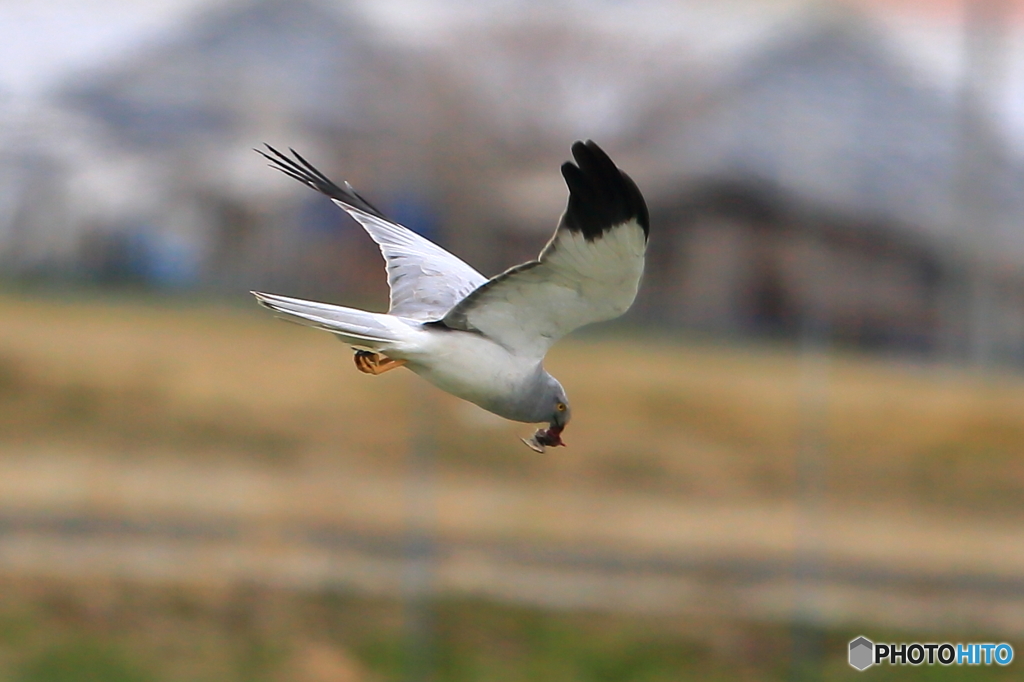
top-left (1, 0), bottom-right (1024, 680)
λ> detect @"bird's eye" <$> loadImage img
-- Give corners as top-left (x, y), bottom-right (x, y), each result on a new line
top-left (556, 403), bottom-right (567, 412)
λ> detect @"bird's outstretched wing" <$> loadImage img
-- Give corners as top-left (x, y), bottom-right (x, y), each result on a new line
top-left (258, 145), bottom-right (487, 321)
top-left (441, 140), bottom-right (648, 361)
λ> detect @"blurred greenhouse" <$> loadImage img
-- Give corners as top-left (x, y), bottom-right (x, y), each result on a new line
top-left (0, 0), bottom-right (1023, 680)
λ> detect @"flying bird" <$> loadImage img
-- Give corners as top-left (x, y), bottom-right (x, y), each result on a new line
top-left (252, 141), bottom-right (648, 452)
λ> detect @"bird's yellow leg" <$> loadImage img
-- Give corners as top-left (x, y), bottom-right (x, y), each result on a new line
top-left (354, 350), bottom-right (407, 375)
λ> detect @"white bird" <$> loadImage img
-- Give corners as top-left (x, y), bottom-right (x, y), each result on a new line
top-left (252, 141), bottom-right (648, 451)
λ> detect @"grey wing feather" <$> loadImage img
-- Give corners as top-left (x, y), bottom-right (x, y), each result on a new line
top-left (258, 145), bottom-right (487, 321)
top-left (441, 140), bottom-right (649, 360)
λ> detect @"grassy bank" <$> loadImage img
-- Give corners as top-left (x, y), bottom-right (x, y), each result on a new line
top-left (0, 577), bottom-right (1017, 682)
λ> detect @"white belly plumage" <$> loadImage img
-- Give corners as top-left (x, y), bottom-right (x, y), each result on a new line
top-left (391, 327), bottom-right (541, 421)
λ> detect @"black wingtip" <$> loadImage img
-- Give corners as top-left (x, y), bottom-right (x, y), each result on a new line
top-left (560, 140), bottom-right (649, 241)
top-left (255, 145), bottom-right (389, 221)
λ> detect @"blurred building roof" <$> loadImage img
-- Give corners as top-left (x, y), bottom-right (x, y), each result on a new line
top-left (646, 11), bottom-right (1024, 263)
top-left (61, 0), bottom-right (380, 149)
top-left (436, 10), bottom-right (701, 159)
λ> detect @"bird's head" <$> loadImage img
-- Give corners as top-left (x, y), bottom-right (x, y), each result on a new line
top-left (522, 380), bottom-right (570, 452)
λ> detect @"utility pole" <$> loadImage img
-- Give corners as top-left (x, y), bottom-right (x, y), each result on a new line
top-left (404, 378), bottom-right (437, 682)
top-left (955, 0), bottom-right (1010, 368)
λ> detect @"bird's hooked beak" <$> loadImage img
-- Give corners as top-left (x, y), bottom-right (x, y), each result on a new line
top-left (521, 424), bottom-right (565, 453)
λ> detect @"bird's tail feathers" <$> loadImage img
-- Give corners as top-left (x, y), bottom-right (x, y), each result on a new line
top-left (252, 292), bottom-right (409, 349)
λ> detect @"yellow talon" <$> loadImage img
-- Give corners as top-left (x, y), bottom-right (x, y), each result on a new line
top-left (354, 350), bottom-right (407, 375)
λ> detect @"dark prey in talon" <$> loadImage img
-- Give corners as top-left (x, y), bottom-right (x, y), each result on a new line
top-left (522, 425), bottom-right (565, 453)
top-left (251, 140), bottom-right (648, 450)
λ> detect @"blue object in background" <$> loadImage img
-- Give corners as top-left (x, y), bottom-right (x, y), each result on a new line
top-left (142, 230), bottom-right (202, 288)
top-left (84, 225), bottom-right (200, 288)
top-left (386, 192), bottom-right (440, 244)
top-left (300, 189), bottom-right (440, 243)
top-left (299, 194), bottom-right (347, 236)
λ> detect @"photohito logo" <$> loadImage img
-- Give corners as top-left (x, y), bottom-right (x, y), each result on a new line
top-left (848, 636), bottom-right (1013, 670)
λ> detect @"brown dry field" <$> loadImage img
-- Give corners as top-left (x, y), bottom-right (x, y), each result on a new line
top-left (1, 291), bottom-right (1023, 518)
top-left (0, 286), bottom-right (1019, 516)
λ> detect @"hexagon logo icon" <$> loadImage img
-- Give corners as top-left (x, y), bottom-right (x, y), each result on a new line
top-left (849, 636), bottom-right (874, 670)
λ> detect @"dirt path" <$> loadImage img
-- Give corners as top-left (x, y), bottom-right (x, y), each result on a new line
top-left (1, 447), bottom-right (1022, 636)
